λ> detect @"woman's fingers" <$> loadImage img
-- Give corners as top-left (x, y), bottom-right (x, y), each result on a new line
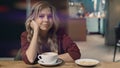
top-left (30, 20), bottom-right (39, 31)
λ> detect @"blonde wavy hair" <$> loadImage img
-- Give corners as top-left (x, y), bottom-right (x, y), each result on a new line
top-left (25, 1), bottom-right (59, 52)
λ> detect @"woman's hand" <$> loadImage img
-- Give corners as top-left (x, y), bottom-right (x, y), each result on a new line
top-left (30, 20), bottom-right (39, 32)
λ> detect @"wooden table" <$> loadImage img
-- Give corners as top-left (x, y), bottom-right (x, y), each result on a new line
top-left (0, 60), bottom-right (120, 68)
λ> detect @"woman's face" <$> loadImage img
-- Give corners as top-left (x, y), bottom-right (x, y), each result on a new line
top-left (35, 7), bottom-right (53, 31)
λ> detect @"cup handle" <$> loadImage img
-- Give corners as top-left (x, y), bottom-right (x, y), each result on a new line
top-left (38, 55), bottom-right (42, 60)
top-left (38, 55), bottom-right (44, 63)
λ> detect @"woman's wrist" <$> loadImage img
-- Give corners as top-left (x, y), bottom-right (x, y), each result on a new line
top-left (33, 29), bottom-right (39, 36)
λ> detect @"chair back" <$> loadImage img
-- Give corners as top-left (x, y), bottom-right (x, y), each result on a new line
top-left (115, 27), bottom-right (120, 43)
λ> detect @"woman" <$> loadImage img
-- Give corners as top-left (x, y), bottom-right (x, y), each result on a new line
top-left (21, 1), bottom-right (81, 64)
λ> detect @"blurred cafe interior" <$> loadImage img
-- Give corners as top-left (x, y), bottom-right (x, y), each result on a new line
top-left (0, 0), bottom-right (120, 62)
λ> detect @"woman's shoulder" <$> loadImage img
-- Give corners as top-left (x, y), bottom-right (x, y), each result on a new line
top-left (56, 29), bottom-right (70, 41)
top-left (56, 27), bottom-right (66, 35)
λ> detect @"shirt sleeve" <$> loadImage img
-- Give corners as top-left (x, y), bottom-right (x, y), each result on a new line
top-left (21, 32), bottom-right (33, 64)
top-left (61, 34), bottom-right (81, 60)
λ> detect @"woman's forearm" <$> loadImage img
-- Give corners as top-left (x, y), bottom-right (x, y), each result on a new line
top-left (26, 31), bottom-right (39, 63)
top-left (58, 53), bottom-right (74, 62)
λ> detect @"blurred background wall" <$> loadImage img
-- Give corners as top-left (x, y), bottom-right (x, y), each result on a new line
top-left (0, 0), bottom-right (26, 57)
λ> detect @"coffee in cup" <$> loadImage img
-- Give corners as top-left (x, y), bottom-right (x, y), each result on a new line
top-left (38, 52), bottom-right (58, 64)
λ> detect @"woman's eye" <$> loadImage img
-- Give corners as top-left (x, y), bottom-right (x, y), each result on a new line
top-left (39, 15), bottom-right (53, 19)
top-left (39, 15), bottom-right (44, 18)
top-left (48, 15), bottom-right (53, 19)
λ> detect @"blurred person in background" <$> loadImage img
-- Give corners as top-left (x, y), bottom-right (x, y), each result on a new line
top-left (77, 3), bottom-right (85, 18)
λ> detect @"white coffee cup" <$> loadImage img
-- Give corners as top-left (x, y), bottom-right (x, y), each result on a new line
top-left (38, 52), bottom-right (58, 64)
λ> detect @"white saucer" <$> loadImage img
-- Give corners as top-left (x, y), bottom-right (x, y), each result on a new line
top-left (38, 58), bottom-right (63, 66)
top-left (75, 58), bottom-right (100, 66)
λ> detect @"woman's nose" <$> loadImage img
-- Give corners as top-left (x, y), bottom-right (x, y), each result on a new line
top-left (43, 16), bottom-right (48, 21)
